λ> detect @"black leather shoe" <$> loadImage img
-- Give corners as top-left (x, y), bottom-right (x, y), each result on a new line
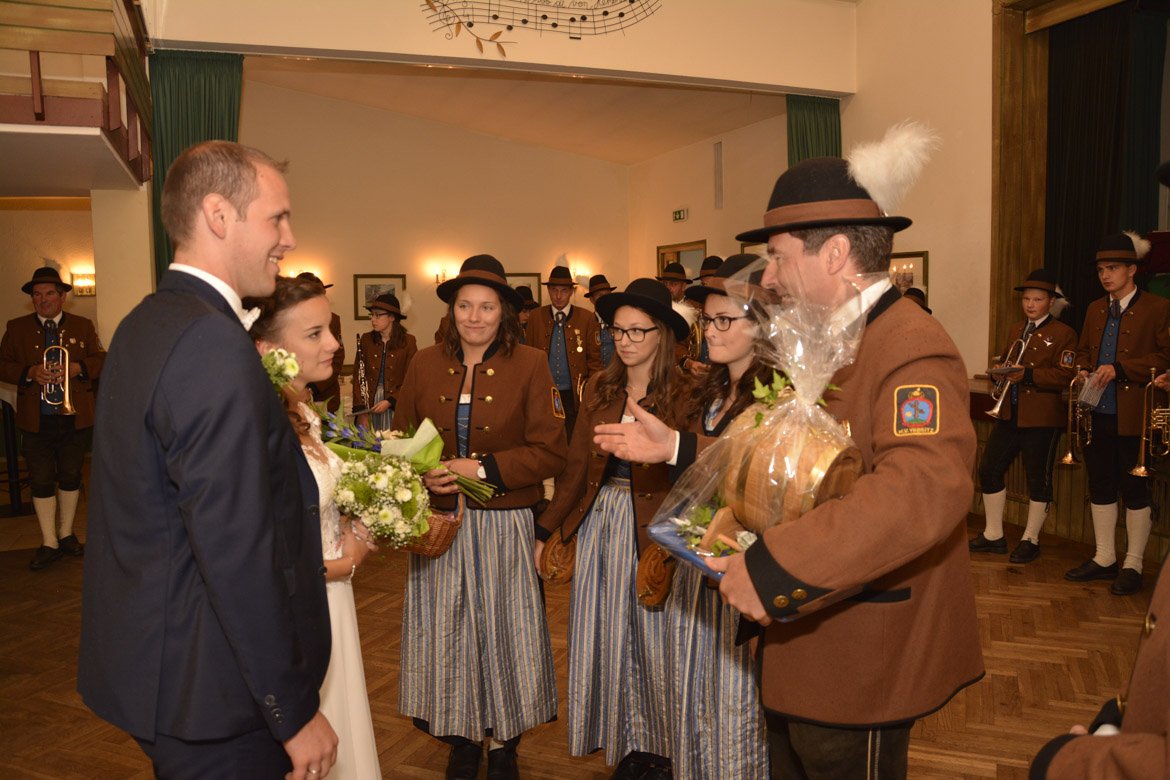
top-left (1110, 567), bottom-right (1143, 596)
top-left (58, 534), bottom-right (84, 557)
top-left (968, 534), bottom-right (1007, 553)
top-left (1009, 539), bottom-right (1040, 563)
top-left (487, 746), bottom-right (519, 780)
top-left (1065, 559), bottom-right (1119, 582)
top-left (29, 545), bottom-right (62, 571)
top-left (611, 754), bottom-right (648, 780)
top-left (446, 741), bottom-right (482, 780)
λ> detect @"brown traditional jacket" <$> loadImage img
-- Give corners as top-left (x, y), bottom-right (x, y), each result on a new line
top-left (536, 371), bottom-right (691, 552)
top-left (351, 329), bottom-right (417, 412)
top-left (1075, 290), bottom-right (1170, 436)
top-left (743, 290), bottom-right (984, 727)
top-left (993, 316), bottom-right (1077, 427)
top-left (392, 341), bottom-right (567, 511)
top-left (1036, 564), bottom-right (1170, 778)
top-left (524, 304), bottom-right (603, 398)
top-left (0, 312), bottom-right (105, 431)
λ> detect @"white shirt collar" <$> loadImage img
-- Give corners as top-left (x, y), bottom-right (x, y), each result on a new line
top-left (829, 278), bottom-right (894, 330)
top-left (1113, 288), bottom-right (1137, 312)
top-left (553, 305), bottom-right (572, 319)
top-left (38, 313), bottom-right (62, 327)
top-left (170, 264), bottom-right (253, 325)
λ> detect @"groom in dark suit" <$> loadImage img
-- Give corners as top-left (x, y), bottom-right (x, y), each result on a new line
top-left (78, 141), bottom-right (337, 779)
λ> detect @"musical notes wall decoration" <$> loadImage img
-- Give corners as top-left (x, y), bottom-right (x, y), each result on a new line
top-left (422, 0), bottom-right (662, 58)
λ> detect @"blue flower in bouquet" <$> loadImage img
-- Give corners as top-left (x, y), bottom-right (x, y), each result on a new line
top-left (333, 451), bottom-right (431, 548)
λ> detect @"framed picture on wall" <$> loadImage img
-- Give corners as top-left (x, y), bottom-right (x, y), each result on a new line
top-left (353, 274), bottom-right (407, 320)
top-left (739, 242), bottom-right (767, 256)
top-left (888, 251), bottom-right (929, 298)
top-left (506, 273), bottom-right (543, 305)
top-left (657, 240), bottom-right (707, 281)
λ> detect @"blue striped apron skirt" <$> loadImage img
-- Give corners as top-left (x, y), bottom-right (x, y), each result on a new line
top-left (567, 478), bottom-right (671, 764)
top-left (664, 564), bottom-right (769, 779)
top-left (398, 506), bottom-right (558, 742)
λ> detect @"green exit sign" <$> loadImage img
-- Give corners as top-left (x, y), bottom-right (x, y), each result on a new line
top-left (672, 209), bottom-right (688, 222)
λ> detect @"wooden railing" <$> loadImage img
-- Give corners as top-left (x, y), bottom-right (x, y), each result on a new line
top-left (0, 0), bottom-right (151, 183)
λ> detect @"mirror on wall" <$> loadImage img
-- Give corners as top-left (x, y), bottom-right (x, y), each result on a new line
top-left (657, 240), bottom-right (707, 280)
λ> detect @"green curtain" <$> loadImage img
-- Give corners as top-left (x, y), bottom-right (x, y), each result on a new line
top-left (149, 51), bottom-right (244, 283)
top-left (786, 95), bottom-right (841, 166)
top-left (1117, 7), bottom-right (1166, 233)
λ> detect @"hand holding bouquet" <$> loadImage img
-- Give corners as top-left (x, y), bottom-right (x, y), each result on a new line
top-left (331, 451), bottom-right (431, 547)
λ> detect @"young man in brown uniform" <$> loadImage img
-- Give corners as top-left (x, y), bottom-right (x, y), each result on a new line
top-left (524, 266), bottom-right (603, 436)
top-left (1065, 232), bottom-right (1170, 596)
top-left (1030, 162), bottom-right (1170, 780)
top-left (706, 141), bottom-right (984, 777)
top-left (970, 269), bottom-right (1077, 563)
top-left (0, 267), bottom-right (105, 570)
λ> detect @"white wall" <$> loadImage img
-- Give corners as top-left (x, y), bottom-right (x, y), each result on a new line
top-left (238, 80), bottom-right (629, 353)
top-left (843, 0), bottom-right (993, 372)
top-left (148, 0), bottom-right (858, 95)
top-left (629, 114), bottom-right (788, 276)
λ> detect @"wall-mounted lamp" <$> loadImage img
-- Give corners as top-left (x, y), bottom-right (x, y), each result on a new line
top-left (72, 272), bottom-right (96, 296)
top-left (434, 270), bottom-right (449, 285)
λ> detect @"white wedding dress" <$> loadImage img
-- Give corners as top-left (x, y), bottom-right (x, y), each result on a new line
top-left (301, 403), bottom-right (382, 779)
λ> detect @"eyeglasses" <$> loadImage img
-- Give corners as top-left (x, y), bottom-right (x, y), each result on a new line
top-left (369, 311), bottom-right (392, 319)
top-left (606, 325), bottom-right (659, 343)
top-left (699, 314), bottom-right (750, 331)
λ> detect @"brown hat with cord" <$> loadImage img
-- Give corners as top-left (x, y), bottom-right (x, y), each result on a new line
top-left (21, 266), bottom-right (71, 294)
top-left (437, 254), bottom-right (524, 309)
top-left (1013, 268), bottom-right (1062, 297)
top-left (366, 293), bottom-right (405, 319)
top-left (685, 254), bottom-right (780, 306)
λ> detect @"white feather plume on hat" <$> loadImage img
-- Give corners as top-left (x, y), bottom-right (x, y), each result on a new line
top-left (397, 289), bottom-right (413, 316)
top-left (1124, 230), bottom-right (1152, 260)
top-left (847, 121), bottom-right (940, 215)
top-left (672, 299), bottom-right (698, 328)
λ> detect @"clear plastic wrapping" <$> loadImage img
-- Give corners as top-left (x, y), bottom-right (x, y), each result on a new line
top-left (648, 258), bottom-right (887, 578)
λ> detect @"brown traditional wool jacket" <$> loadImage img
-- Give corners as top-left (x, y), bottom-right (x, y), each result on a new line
top-left (536, 371), bottom-right (692, 552)
top-left (524, 304), bottom-right (603, 397)
top-left (351, 329), bottom-right (417, 413)
top-left (0, 312), bottom-right (105, 431)
top-left (992, 316), bottom-right (1077, 427)
top-left (1075, 289), bottom-right (1170, 436)
top-left (392, 341), bottom-right (567, 511)
top-left (743, 290), bottom-right (984, 727)
top-left (1033, 564), bottom-right (1170, 778)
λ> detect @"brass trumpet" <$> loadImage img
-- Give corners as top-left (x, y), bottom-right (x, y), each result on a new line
top-left (986, 337), bottom-right (1027, 419)
top-left (1059, 369), bottom-right (1092, 465)
top-left (41, 344), bottom-right (76, 415)
top-left (1130, 368), bottom-right (1170, 477)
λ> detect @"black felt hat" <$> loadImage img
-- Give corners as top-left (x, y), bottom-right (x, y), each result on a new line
top-left (656, 262), bottom-right (692, 284)
top-left (1095, 233), bottom-right (1149, 264)
top-left (903, 287), bottom-right (931, 314)
top-left (437, 254), bottom-right (524, 309)
top-left (735, 157), bottom-right (913, 244)
top-left (543, 266), bottom-right (576, 286)
top-left (515, 285), bottom-right (540, 311)
top-left (21, 266), bottom-right (71, 294)
top-left (1013, 268), bottom-right (1062, 297)
top-left (366, 293), bottom-right (405, 319)
top-left (697, 256), bottom-right (724, 280)
top-left (295, 271), bottom-right (333, 289)
top-left (685, 254), bottom-right (780, 305)
top-left (595, 278), bottom-right (690, 341)
top-left (583, 274), bottom-right (616, 298)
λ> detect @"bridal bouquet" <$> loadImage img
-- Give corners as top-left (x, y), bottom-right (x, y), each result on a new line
top-left (331, 450), bottom-right (431, 547)
top-left (316, 410), bottom-right (496, 505)
top-left (261, 348), bottom-right (299, 394)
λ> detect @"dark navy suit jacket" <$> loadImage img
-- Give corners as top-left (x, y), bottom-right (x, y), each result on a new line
top-left (78, 270), bottom-right (330, 743)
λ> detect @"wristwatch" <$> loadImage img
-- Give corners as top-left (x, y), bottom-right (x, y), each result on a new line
top-left (476, 461), bottom-right (487, 480)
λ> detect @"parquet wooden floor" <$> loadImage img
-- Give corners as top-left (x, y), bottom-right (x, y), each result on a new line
top-left (0, 515), bottom-right (1156, 779)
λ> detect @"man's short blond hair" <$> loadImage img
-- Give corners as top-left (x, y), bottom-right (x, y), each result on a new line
top-left (160, 140), bottom-right (288, 248)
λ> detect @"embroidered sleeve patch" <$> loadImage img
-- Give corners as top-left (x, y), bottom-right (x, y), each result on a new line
top-left (551, 387), bottom-right (566, 419)
top-left (1060, 350), bottom-right (1075, 368)
top-left (894, 385), bottom-right (939, 436)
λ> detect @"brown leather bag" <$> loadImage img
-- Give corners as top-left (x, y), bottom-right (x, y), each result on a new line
top-left (635, 543), bottom-right (677, 607)
top-left (539, 527), bottom-right (576, 584)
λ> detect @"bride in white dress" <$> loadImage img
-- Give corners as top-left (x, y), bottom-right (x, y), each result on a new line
top-left (249, 275), bottom-right (382, 779)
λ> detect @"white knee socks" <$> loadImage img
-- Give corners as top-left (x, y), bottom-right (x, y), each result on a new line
top-left (1022, 500), bottom-right (1049, 544)
top-left (32, 495), bottom-right (58, 548)
top-left (981, 489), bottom-right (1007, 540)
top-left (1122, 507), bottom-right (1152, 574)
top-left (57, 489), bottom-right (79, 538)
top-left (1090, 502), bottom-right (1119, 567)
